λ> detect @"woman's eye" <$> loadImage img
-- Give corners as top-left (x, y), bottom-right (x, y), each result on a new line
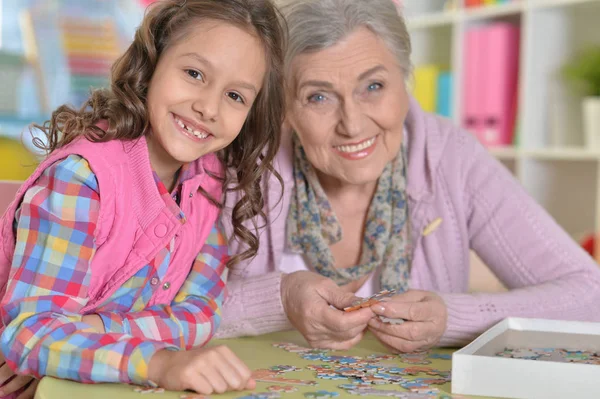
top-left (308, 93), bottom-right (326, 103)
top-left (227, 92), bottom-right (245, 104)
top-left (367, 82), bottom-right (383, 91)
top-left (186, 69), bottom-right (203, 81)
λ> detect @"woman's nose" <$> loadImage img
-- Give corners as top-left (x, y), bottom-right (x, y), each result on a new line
top-left (338, 100), bottom-right (365, 137)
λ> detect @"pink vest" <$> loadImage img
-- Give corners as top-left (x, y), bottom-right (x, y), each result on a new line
top-left (0, 136), bottom-right (223, 310)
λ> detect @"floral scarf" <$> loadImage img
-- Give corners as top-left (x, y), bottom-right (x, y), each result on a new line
top-left (286, 135), bottom-right (411, 292)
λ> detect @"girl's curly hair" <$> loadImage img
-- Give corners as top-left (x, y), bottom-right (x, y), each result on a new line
top-left (33, 0), bottom-right (286, 268)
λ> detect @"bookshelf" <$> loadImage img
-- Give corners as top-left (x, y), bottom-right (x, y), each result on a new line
top-left (405, 0), bottom-right (600, 268)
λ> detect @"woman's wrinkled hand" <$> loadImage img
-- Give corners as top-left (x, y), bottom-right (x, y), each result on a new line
top-left (368, 290), bottom-right (447, 353)
top-left (281, 271), bottom-right (375, 350)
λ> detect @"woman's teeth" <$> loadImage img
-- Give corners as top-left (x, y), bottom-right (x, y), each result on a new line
top-left (175, 117), bottom-right (209, 139)
top-left (335, 137), bottom-right (376, 153)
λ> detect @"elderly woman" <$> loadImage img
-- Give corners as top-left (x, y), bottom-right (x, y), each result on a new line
top-left (218, 0), bottom-right (600, 352)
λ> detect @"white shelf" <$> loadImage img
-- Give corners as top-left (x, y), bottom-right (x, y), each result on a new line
top-left (524, 148), bottom-right (600, 161)
top-left (407, 11), bottom-right (456, 29)
top-left (461, 1), bottom-right (524, 21)
top-left (489, 147), bottom-right (520, 160)
top-left (529, 0), bottom-right (600, 10)
top-left (489, 147), bottom-right (600, 161)
top-left (404, 0), bottom-right (600, 260)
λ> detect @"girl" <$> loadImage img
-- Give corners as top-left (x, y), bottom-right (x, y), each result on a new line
top-left (0, 0), bottom-right (285, 397)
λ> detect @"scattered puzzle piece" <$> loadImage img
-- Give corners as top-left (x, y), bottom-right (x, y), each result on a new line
top-left (266, 385), bottom-right (298, 393)
top-left (304, 390), bottom-right (340, 398)
top-left (396, 353), bottom-right (431, 365)
top-left (427, 353), bottom-right (451, 360)
top-left (346, 387), bottom-right (436, 398)
top-left (133, 387), bottom-right (164, 394)
top-left (234, 393), bottom-right (281, 399)
top-left (269, 365), bottom-right (302, 373)
top-left (253, 369), bottom-right (318, 386)
top-left (344, 290), bottom-right (397, 312)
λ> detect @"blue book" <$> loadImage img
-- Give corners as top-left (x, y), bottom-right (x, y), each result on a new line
top-left (436, 72), bottom-right (453, 118)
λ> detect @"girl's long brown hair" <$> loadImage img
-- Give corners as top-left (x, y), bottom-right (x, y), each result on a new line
top-left (33, 0), bottom-right (286, 268)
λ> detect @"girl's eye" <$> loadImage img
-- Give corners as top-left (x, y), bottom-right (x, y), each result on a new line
top-left (307, 93), bottom-right (326, 103)
top-left (227, 92), bottom-right (245, 104)
top-left (186, 69), bottom-right (203, 81)
top-left (367, 82), bottom-right (383, 91)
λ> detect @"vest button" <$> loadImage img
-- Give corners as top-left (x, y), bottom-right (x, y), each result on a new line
top-left (162, 282), bottom-right (171, 290)
top-left (150, 277), bottom-right (159, 286)
top-left (154, 224), bottom-right (168, 237)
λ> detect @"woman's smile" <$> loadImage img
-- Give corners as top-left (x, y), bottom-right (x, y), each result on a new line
top-left (332, 134), bottom-right (379, 160)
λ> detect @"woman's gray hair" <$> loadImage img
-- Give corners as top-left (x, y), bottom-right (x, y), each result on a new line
top-left (277, 0), bottom-right (412, 81)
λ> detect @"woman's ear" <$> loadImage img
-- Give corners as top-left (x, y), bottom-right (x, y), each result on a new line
top-left (282, 112), bottom-right (296, 139)
top-left (282, 116), bottom-right (292, 134)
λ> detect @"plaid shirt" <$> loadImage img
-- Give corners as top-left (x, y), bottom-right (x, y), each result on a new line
top-left (1, 155), bottom-right (228, 386)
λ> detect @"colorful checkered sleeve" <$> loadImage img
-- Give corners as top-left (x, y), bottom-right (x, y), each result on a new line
top-left (0, 156), bottom-right (174, 385)
top-left (96, 221), bottom-right (229, 349)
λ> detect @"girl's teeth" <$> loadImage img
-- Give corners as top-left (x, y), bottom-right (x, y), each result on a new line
top-left (336, 137), bottom-right (376, 153)
top-left (176, 117), bottom-right (208, 139)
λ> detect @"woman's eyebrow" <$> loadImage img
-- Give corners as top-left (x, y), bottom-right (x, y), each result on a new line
top-left (298, 80), bottom-right (334, 91)
top-left (358, 65), bottom-right (387, 81)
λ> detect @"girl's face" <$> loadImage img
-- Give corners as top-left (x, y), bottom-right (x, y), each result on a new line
top-left (146, 19), bottom-right (267, 171)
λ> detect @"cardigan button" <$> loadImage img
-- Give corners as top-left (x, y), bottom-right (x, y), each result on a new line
top-left (150, 277), bottom-right (159, 286)
top-left (154, 224), bottom-right (168, 237)
top-left (162, 282), bottom-right (171, 290)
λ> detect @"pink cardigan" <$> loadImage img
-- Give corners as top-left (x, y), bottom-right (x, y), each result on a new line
top-left (218, 99), bottom-right (600, 346)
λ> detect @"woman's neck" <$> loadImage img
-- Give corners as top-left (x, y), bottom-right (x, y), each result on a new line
top-left (317, 170), bottom-right (378, 209)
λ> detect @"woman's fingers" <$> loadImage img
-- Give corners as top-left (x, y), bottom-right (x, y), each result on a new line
top-left (369, 318), bottom-right (439, 342)
top-left (369, 325), bottom-right (431, 353)
top-left (371, 298), bottom-right (434, 321)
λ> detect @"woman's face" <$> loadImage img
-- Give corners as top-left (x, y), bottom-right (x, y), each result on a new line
top-left (287, 27), bottom-right (409, 187)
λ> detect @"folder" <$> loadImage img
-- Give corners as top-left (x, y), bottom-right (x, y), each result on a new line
top-left (480, 23), bottom-right (520, 147)
top-left (436, 72), bottom-right (453, 119)
top-left (413, 65), bottom-right (439, 113)
top-left (462, 27), bottom-right (485, 143)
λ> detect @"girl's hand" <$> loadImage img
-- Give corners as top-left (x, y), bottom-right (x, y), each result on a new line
top-left (368, 290), bottom-right (447, 353)
top-left (148, 345), bottom-right (255, 395)
top-left (0, 351), bottom-right (38, 399)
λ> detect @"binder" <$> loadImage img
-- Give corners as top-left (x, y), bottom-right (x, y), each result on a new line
top-left (480, 23), bottom-right (520, 147)
top-left (413, 65), bottom-right (440, 113)
top-left (462, 27), bottom-right (485, 142)
top-left (436, 72), bottom-right (453, 119)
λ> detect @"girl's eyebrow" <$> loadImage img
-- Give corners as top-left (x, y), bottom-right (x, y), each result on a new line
top-left (182, 52), bottom-right (212, 66)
